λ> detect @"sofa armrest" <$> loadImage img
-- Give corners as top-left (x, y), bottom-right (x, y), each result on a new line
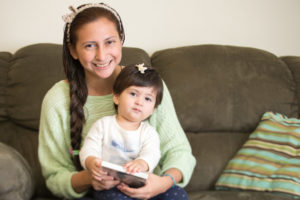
top-left (0, 142), bottom-right (34, 200)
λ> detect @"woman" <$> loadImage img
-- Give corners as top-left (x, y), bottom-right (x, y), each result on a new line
top-left (38, 3), bottom-right (196, 199)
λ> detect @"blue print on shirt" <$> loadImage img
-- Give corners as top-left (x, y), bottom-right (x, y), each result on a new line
top-left (111, 140), bottom-right (134, 152)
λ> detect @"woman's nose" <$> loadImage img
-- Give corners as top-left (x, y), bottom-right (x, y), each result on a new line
top-left (95, 46), bottom-right (105, 60)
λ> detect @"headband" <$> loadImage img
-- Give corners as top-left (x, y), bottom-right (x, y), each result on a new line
top-left (62, 3), bottom-right (125, 44)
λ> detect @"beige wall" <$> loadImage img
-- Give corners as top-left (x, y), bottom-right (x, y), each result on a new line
top-left (1, 0), bottom-right (300, 56)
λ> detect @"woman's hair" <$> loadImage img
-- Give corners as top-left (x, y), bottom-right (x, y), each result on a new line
top-left (62, 3), bottom-right (124, 170)
top-left (113, 64), bottom-right (164, 108)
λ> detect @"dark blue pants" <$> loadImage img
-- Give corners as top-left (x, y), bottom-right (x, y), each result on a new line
top-left (92, 185), bottom-right (189, 200)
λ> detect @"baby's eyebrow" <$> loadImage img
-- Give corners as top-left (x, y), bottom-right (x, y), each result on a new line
top-left (145, 93), bottom-right (155, 97)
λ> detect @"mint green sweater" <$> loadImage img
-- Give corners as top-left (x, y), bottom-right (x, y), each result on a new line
top-left (38, 80), bottom-right (196, 199)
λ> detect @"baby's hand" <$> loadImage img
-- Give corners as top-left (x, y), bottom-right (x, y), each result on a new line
top-left (85, 157), bottom-right (107, 179)
top-left (123, 159), bottom-right (149, 174)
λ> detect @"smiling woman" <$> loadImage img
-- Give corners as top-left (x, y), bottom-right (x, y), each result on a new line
top-left (68, 18), bottom-right (123, 82)
top-left (38, 2), bottom-right (195, 200)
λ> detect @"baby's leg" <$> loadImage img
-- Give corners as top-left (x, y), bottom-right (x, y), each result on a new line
top-left (150, 185), bottom-right (189, 200)
top-left (93, 187), bottom-right (139, 200)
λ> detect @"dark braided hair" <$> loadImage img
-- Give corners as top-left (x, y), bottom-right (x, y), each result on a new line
top-left (62, 3), bottom-right (125, 170)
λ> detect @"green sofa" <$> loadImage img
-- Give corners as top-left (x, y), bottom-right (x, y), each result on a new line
top-left (1, 43), bottom-right (299, 200)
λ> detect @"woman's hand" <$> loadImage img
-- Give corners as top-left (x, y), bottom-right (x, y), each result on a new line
top-left (117, 173), bottom-right (172, 199)
top-left (90, 173), bottom-right (120, 191)
top-left (72, 168), bottom-right (120, 193)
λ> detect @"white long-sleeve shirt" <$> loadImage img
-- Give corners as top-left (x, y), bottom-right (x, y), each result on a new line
top-left (80, 115), bottom-right (160, 172)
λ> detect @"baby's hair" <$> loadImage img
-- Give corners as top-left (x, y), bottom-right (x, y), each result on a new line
top-left (113, 64), bottom-right (163, 108)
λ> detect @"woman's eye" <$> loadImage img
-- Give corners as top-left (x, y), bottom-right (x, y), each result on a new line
top-left (85, 43), bottom-right (96, 49)
top-left (107, 40), bottom-right (115, 45)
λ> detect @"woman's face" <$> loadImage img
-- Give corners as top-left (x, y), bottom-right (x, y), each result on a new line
top-left (70, 17), bottom-right (122, 81)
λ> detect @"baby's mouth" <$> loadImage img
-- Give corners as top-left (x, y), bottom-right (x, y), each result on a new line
top-left (133, 108), bottom-right (141, 112)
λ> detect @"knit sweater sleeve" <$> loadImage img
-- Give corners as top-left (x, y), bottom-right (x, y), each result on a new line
top-left (149, 81), bottom-right (196, 187)
top-left (38, 82), bottom-right (86, 199)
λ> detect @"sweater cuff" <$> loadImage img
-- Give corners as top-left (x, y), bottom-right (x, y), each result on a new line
top-left (156, 153), bottom-right (196, 187)
top-left (47, 171), bottom-right (87, 199)
top-left (66, 171), bottom-right (88, 199)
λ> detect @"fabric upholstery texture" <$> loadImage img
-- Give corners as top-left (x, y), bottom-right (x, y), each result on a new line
top-left (281, 56), bottom-right (300, 117)
top-left (188, 191), bottom-right (295, 200)
top-left (152, 45), bottom-right (297, 133)
top-left (0, 52), bottom-right (11, 121)
top-left (7, 44), bottom-right (64, 130)
top-left (185, 132), bottom-right (249, 192)
top-left (216, 112), bottom-right (300, 198)
top-left (0, 142), bottom-right (34, 200)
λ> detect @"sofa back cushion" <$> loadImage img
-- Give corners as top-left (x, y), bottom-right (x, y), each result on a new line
top-left (281, 56), bottom-right (300, 117)
top-left (0, 52), bottom-right (11, 122)
top-left (7, 44), bottom-right (64, 130)
top-left (152, 45), bottom-right (298, 133)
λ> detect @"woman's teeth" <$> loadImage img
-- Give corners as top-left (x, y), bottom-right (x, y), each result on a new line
top-left (95, 62), bottom-right (109, 68)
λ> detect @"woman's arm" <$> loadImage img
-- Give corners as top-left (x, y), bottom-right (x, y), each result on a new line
top-left (38, 85), bottom-right (118, 198)
top-left (149, 81), bottom-right (196, 186)
top-left (71, 170), bottom-right (92, 193)
top-left (38, 87), bottom-right (90, 199)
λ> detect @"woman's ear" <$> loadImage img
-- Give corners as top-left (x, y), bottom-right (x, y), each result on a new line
top-left (68, 44), bottom-right (78, 60)
top-left (113, 94), bottom-right (119, 105)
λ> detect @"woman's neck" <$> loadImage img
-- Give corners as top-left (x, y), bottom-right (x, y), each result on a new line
top-left (87, 79), bottom-right (114, 96)
top-left (86, 66), bottom-right (121, 96)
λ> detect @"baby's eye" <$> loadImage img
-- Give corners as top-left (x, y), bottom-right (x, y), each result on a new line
top-left (130, 92), bottom-right (137, 97)
top-left (145, 97), bottom-right (152, 102)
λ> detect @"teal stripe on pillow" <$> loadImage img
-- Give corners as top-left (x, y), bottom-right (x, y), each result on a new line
top-left (238, 148), bottom-right (300, 165)
top-left (216, 112), bottom-right (300, 199)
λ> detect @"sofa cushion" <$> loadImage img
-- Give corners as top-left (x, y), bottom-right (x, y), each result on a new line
top-left (188, 191), bottom-right (295, 200)
top-left (152, 45), bottom-right (298, 133)
top-left (0, 52), bottom-right (11, 122)
top-left (215, 112), bottom-right (300, 198)
top-left (0, 142), bottom-right (34, 200)
top-left (281, 56), bottom-right (300, 117)
top-left (185, 132), bottom-right (249, 192)
top-left (7, 43), bottom-right (64, 130)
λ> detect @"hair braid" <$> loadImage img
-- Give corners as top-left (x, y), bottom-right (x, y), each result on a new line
top-left (69, 67), bottom-right (87, 170)
top-left (63, 40), bottom-right (88, 170)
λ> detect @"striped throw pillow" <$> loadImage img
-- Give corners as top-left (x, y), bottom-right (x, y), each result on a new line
top-left (215, 112), bottom-right (300, 198)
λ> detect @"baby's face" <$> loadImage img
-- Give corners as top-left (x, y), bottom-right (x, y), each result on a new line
top-left (114, 86), bottom-right (157, 123)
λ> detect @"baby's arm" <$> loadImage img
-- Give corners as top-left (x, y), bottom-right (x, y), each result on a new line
top-left (123, 159), bottom-right (149, 173)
